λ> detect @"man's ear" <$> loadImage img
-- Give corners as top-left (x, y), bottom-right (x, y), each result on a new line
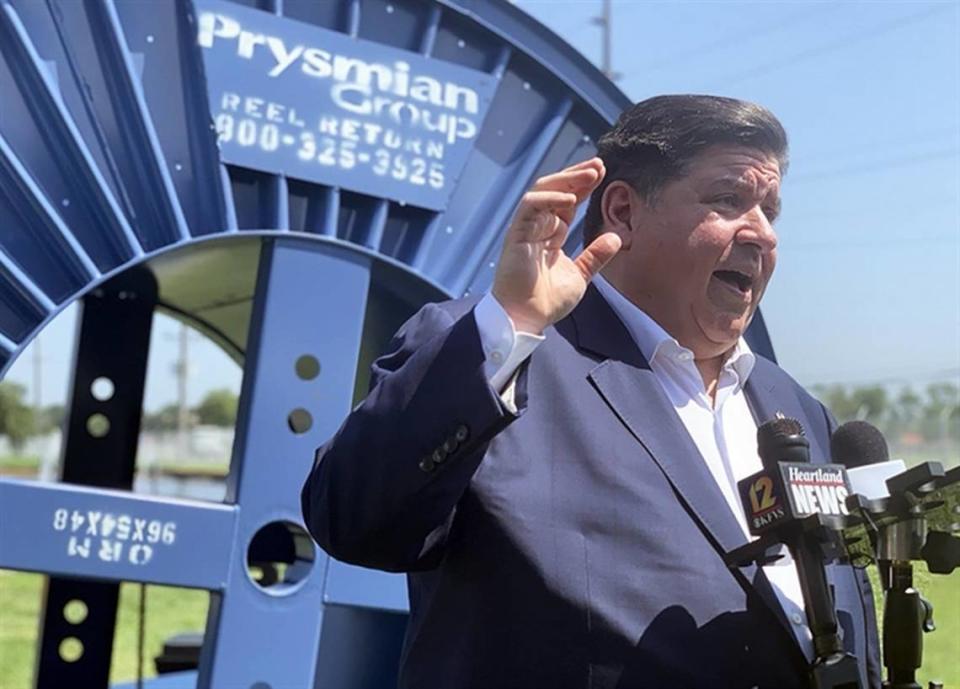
top-left (600, 181), bottom-right (642, 250)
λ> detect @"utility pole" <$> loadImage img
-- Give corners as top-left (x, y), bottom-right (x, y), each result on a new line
top-left (592, 0), bottom-right (620, 82)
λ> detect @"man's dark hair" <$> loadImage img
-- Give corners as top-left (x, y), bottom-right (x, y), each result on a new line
top-left (583, 95), bottom-right (788, 243)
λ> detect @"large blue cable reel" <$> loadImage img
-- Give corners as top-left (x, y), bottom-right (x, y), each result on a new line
top-left (0, 0), bottom-right (776, 687)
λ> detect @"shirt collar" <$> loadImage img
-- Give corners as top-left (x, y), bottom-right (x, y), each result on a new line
top-left (591, 274), bottom-right (756, 385)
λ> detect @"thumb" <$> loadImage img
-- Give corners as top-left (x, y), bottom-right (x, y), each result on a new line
top-left (574, 232), bottom-right (622, 281)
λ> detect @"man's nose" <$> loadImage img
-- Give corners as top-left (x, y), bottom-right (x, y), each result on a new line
top-left (736, 205), bottom-right (778, 252)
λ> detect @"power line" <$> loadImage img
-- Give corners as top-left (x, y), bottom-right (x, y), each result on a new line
top-left (797, 126), bottom-right (960, 159)
top-left (784, 235), bottom-right (960, 251)
top-left (621, 4), bottom-right (842, 77)
top-left (701, 3), bottom-right (957, 90)
top-left (787, 147), bottom-right (960, 185)
top-left (783, 195), bottom-right (959, 223)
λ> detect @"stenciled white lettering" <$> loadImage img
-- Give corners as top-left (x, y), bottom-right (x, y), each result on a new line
top-left (198, 11), bottom-right (480, 116)
top-left (55, 507), bottom-right (179, 567)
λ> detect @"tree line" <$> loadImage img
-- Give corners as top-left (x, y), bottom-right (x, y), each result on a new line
top-left (810, 381), bottom-right (959, 450)
top-left (0, 382), bottom-right (239, 451)
top-left (1, 379), bottom-right (956, 453)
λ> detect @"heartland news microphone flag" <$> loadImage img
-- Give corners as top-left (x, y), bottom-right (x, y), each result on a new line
top-left (739, 455), bottom-right (852, 536)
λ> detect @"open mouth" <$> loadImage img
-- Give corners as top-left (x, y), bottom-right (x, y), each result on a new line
top-left (713, 269), bottom-right (753, 294)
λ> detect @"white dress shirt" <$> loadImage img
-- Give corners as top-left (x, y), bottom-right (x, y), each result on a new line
top-left (473, 277), bottom-right (814, 659)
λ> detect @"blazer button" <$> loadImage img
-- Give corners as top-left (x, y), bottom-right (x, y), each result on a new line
top-left (454, 424), bottom-right (469, 442)
top-left (431, 448), bottom-right (446, 464)
top-left (418, 456), bottom-right (436, 473)
top-left (442, 437), bottom-right (458, 454)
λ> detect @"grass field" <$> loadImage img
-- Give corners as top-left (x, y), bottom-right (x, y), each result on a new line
top-left (0, 570), bottom-right (208, 689)
top-left (0, 456), bottom-right (227, 479)
top-left (1, 565), bottom-right (957, 688)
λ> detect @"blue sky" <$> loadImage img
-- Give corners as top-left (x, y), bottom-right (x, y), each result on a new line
top-left (514, 0), bottom-right (960, 388)
top-left (5, 0), bottom-right (959, 410)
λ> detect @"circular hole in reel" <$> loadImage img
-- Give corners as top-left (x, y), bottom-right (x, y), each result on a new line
top-left (245, 521), bottom-right (315, 595)
top-left (90, 377), bottom-right (115, 401)
top-left (58, 637), bottom-right (84, 662)
top-left (295, 355), bottom-right (320, 381)
top-left (63, 599), bottom-right (88, 625)
top-left (86, 413), bottom-right (110, 438)
top-left (287, 408), bottom-right (313, 434)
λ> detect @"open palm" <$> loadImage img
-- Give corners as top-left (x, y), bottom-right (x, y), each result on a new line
top-left (492, 158), bottom-right (622, 334)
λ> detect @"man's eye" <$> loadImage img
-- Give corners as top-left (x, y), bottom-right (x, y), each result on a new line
top-left (714, 194), bottom-right (740, 207)
top-left (763, 206), bottom-right (779, 222)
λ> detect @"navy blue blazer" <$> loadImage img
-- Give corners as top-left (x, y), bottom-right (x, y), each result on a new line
top-left (302, 285), bottom-right (881, 689)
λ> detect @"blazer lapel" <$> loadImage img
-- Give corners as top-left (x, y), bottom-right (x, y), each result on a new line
top-left (745, 364), bottom-right (830, 467)
top-left (569, 286), bottom-right (810, 664)
top-left (570, 285), bottom-right (748, 558)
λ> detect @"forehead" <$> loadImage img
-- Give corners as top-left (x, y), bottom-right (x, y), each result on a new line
top-left (684, 145), bottom-right (782, 190)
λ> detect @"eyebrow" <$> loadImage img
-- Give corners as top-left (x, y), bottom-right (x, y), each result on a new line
top-left (710, 176), bottom-right (781, 215)
top-left (710, 176), bottom-right (759, 192)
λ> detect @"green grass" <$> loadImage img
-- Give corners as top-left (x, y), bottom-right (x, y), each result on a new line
top-left (0, 456), bottom-right (228, 479)
top-left (0, 456), bottom-right (40, 469)
top-left (149, 461), bottom-right (228, 478)
top-left (866, 563), bottom-right (960, 686)
top-left (0, 570), bottom-right (208, 689)
top-left (0, 456), bottom-right (41, 477)
top-left (1, 565), bottom-right (957, 687)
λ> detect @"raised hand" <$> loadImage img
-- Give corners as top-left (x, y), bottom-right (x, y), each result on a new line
top-left (491, 157), bottom-right (622, 334)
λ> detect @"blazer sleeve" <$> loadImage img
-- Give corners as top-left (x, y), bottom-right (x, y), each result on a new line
top-left (301, 301), bottom-right (523, 572)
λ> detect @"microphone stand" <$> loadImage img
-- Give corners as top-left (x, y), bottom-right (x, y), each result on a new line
top-left (728, 419), bottom-right (864, 689)
top-left (728, 514), bottom-right (862, 689)
top-left (879, 559), bottom-right (934, 689)
top-left (844, 463), bottom-right (960, 689)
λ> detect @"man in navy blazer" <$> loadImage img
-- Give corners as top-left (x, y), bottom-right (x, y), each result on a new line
top-left (302, 95), bottom-right (881, 688)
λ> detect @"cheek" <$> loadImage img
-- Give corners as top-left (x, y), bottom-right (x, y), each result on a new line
top-left (762, 252), bottom-right (777, 283)
top-left (689, 219), bottom-right (732, 252)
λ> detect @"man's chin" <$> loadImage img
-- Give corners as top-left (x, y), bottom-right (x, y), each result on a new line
top-left (697, 317), bottom-right (748, 353)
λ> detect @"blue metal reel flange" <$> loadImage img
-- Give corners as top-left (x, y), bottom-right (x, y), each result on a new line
top-left (0, 0), bottom-right (775, 687)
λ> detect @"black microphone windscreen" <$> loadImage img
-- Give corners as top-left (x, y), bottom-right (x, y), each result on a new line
top-left (757, 417), bottom-right (804, 442)
top-left (830, 420), bottom-right (890, 469)
top-left (757, 417), bottom-right (808, 466)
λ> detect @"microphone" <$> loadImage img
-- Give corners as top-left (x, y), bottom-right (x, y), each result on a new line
top-left (740, 418), bottom-right (851, 536)
top-left (832, 420), bottom-right (959, 689)
top-left (830, 420), bottom-right (889, 468)
top-left (726, 418), bottom-right (863, 688)
top-left (830, 421), bottom-right (905, 501)
top-left (832, 420), bottom-right (957, 563)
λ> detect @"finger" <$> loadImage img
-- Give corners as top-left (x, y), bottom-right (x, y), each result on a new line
top-left (513, 209), bottom-right (565, 244)
top-left (544, 217), bottom-right (571, 250)
top-left (573, 232), bottom-right (622, 281)
top-left (531, 169), bottom-right (600, 198)
top-left (514, 191), bottom-right (578, 221)
top-left (534, 159), bottom-right (600, 189)
top-left (533, 159), bottom-right (604, 194)
top-left (553, 204), bottom-right (576, 228)
top-left (557, 156), bottom-right (603, 174)
top-left (577, 159), bottom-right (605, 202)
